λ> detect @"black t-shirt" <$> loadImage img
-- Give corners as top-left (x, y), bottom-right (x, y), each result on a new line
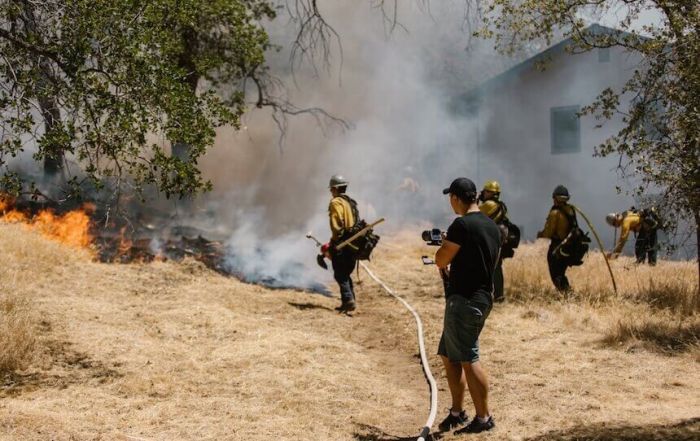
top-left (445, 212), bottom-right (502, 301)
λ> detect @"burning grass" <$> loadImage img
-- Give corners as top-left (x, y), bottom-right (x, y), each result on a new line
top-left (0, 195), bottom-right (94, 250)
top-left (0, 195), bottom-right (266, 284)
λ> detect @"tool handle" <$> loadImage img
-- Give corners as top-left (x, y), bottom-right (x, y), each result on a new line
top-left (335, 218), bottom-right (385, 251)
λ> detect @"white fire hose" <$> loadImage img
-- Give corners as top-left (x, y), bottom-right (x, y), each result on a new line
top-left (359, 262), bottom-right (438, 441)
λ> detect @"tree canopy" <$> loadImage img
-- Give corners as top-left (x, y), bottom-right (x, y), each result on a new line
top-left (0, 0), bottom-right (276, 200)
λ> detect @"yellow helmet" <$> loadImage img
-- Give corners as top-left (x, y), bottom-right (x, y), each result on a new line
top-left (482, 180), bottom-right (501, 193)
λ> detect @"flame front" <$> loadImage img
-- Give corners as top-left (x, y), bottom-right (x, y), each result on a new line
top-left (0, 195), bottom-right (94, 250)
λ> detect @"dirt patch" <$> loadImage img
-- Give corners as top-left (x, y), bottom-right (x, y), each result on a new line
top-left (1, 339), bottom-right (122, 398)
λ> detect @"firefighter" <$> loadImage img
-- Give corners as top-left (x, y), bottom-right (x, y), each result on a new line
top-left (327, 175), bottom-right (359, 311)
top-left (478, 180), bottom-right (508, 302)
top-left (605, 210), bottom-right (658, 265)
top-left (536, 185), bottom-right (576, 292)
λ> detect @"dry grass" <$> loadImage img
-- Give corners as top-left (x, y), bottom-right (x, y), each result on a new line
top-left (604, 315), bottom-right (700, 355)
top-left (0, 294), bottom-right (36, 373)
top-left (631, 280), bottom-right (699, 317)
top-left (505, 241), bottom-right (698, 306)
top-left (0, 222), bottom-right (92, 375)
top-left (503, 240), bottom-right (699, 354)
top-left (525, 417), bottom-right (700, 441)
top-left (0, 224), bottom-right (698, 441)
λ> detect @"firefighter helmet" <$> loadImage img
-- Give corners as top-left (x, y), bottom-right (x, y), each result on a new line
top-left (329, 175), bottom-right (348, 188)
top-left (552, 185), bottom-right (570, 199)
top-left (605, 213), bottom-right (621, 226)
top-left (482, 180), bottom-right (501, 193)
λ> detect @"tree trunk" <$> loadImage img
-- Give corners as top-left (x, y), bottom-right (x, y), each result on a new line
top-left (21, 2), bottom-right (64, 176)
top-left (38, 94), bottom-right (63, 175)
top-left (172, 27), bottom-right (200, 162)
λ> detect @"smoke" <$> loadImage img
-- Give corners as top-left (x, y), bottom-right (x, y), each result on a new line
top-left (187, 1), bottom-right (507, 290)
top-left (181, 2), bottom-right (686, 290)
top-left (221, 211), bottom-right (331, 294)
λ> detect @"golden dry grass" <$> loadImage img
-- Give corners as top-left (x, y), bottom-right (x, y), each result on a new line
top-left (0, 224), bottom-right (698, 441)
top-left (0, 294), bottom-right (36, 373)
top-left (504, 240), bottom-right (699, 355)
top-left (505, 241), bottom-right (698, 307)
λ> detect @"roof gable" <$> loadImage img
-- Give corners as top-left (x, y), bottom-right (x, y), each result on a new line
top-left (452, 24), bottom-right (635, 114)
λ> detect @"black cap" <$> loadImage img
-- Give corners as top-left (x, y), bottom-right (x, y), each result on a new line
top-left (443, 177), bottom-right (477, 201)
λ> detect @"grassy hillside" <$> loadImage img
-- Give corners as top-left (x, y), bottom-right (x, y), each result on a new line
top-left (0, 224), bottom-right (698, 440)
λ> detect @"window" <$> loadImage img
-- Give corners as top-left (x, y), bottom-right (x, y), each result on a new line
top-left (598, 47), bottom-right (610, 62)
top-left (550, 106), bottom-right (581, 154)
top-left (631, 97), bottom-right (664, 141)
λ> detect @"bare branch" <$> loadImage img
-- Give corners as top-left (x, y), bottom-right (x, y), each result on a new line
top-left (248, 65), bottom-right (351, 151)
top-left (286, 0), bottom-right (344, 80)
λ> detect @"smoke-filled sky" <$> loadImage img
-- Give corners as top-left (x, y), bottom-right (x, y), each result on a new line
top-left (200, 1), bottom-right (508, 226)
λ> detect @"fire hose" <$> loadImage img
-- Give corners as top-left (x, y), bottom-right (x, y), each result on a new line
top-left (359, 262), bottom-right (438, 441)
top-left (571, 204), bottom-right (618, 295)
top-left (306, 228), bottom-right (438, 439)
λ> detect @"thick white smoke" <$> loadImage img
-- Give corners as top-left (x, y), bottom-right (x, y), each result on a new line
top-left (193, 2), bottom-right (508, 290)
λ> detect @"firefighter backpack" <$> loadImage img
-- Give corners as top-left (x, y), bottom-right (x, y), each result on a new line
top-left (554, 206), bottom-right (591, 266)
top-left (339, 195), bottom-right (380, 260)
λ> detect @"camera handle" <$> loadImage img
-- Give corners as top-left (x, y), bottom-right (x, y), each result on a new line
top-left (421, 256), bottom-right (450, 295)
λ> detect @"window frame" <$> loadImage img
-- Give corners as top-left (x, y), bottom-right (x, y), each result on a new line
top-left (550, 105), bottom-right (581, 154)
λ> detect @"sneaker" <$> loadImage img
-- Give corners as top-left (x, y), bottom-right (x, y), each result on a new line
top-left (438, 410), bottom-right (467, 432)
top-left (455, 416), bottom-right (495, 434)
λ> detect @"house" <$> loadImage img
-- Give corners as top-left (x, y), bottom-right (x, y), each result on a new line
top-left (454, 24), bottom-right (645, 250)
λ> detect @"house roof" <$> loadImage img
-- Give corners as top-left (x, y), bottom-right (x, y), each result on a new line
top-left (451, 23), bottom-right (632, 115)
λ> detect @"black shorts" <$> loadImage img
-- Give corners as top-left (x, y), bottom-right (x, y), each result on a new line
top-left (438, 295), bottom-right (491, 363)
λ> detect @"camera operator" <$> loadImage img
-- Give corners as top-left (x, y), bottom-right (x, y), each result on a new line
top-left (434, 177), bottom-right (501, 434)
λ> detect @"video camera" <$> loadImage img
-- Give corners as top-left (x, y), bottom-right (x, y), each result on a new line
top-left (420, 228), bottom-right (449, 293)
top-left (421, 228), bottom-right (444, 246)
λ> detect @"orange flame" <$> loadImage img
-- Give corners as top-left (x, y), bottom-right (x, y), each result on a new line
top-left (0, 195), bottom-right (94, 250)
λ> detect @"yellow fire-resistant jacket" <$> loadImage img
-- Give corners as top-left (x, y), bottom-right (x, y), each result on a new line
top-left (613, 212), bottom-right (642, 254)
top-left (539, 204), bottom-right (575, 241)
top-left (329, 196), bottom-right (356, 242)
top-left (479, 199), bottom-right (507, 223)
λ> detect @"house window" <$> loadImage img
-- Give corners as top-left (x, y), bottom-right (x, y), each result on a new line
top-left (598, 48), bottom-right (610, 62)
top-left (550, 106), bottom-right (581, 154)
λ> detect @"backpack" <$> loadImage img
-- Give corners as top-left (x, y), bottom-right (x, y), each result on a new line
top-left (635, 206), bottom-right (662, 231)
top-left (500, 218), bottom-right (521, 259)
top-left (338, 195), bottom-right (380, 260)
top-left (553, 205), bottom-right (591, 266)
top-left (491, 201), bottom-right (520, 259)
